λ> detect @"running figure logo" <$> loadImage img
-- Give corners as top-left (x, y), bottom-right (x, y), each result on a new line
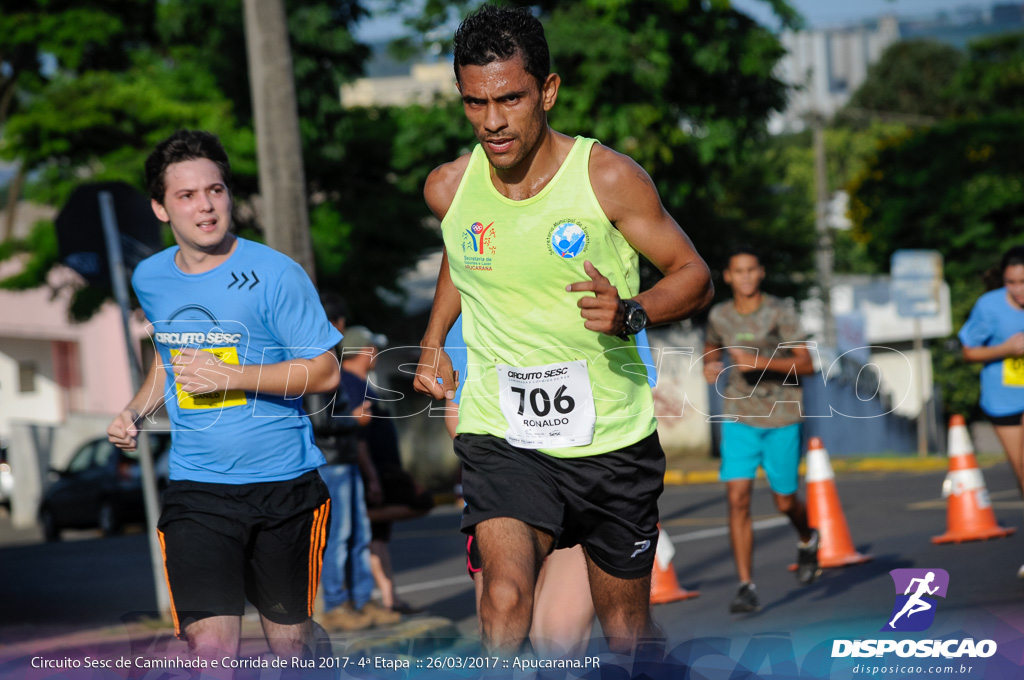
top-left (882, 568), bottom-right (949, 632)
top-left (465, 221), bottom-right (494, 254)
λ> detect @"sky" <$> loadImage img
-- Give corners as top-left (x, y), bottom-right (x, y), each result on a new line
top-left (352, 0), bottom-right (1005, 41)
top-left (731, 0), bottom-right (1002, 29)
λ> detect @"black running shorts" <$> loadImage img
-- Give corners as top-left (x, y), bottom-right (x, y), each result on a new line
top-left (985, 410), bottom-right (1024, 427)
top-left (157, 470), bottom-right (331, 637)
top-left (454, 431), bottom-right (665, 579)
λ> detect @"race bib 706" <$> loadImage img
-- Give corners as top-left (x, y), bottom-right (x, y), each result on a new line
top-left (497, 359), bottom-right (595, 449)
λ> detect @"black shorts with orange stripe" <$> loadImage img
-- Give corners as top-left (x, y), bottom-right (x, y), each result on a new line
top-left (157, 470), bottom-right (331, 637)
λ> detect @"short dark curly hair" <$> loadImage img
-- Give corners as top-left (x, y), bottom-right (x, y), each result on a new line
top-left (453, 4), bottom-right (550, 88)
top-left (1001, 245), bottom-right (1024, 273)
top-left (145, 129), bottom-right (232, 203)
top-left (726, 245), bottom-right (762, 268)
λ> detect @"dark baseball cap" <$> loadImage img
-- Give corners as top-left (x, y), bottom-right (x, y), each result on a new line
top-left (341, 325), bottom-right (388, 350)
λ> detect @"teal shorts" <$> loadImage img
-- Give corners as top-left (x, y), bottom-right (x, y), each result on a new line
top-left (719, 421), bottom-right (802, 495)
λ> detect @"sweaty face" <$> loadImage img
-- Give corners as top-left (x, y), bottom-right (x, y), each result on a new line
top-left (1005, 264), bottom-right (1024, 309)
top-left (457, 55), bottom-right (556, 171)
top-left (152, 158), bottom-right (234, 258)
top-left (723, 254), bottom-right (765, 297)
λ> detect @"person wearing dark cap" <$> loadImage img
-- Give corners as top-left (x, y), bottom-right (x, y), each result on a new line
top-left (341, 327), bottom-right (435, 614)
top-left (306, 298), bottom-right (399, 631)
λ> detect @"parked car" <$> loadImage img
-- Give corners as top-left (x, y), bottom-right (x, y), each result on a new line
top-left (0, 443), bottom-right (12, 509)
top-left (39, 434), bottom-right (170, 540)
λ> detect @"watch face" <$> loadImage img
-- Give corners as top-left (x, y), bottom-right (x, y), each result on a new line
top-left (627, 304), bottom-right (647, 333)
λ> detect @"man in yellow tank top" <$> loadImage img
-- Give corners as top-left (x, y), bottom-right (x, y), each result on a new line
top-left (413, 4), bottom-right (713, 656)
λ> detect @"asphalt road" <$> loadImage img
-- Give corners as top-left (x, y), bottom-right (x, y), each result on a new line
top-left (2, 464), bottom-right (1022, 662)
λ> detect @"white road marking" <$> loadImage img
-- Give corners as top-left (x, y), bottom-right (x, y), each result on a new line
top-left (396, 575), bottom-right (470, 595)
top-left (668, 515), bottom-right (790, 543)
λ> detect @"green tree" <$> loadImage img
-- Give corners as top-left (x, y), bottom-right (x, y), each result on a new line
top-left (308, 99), bottom-right (472, 327)
top-left (0, 1), bottom-right (161, 239)
top-left (845, 40), bottom-right (963, 119)
top-left (1, 0), bottom-right (457, 325)
top-left (953, 32), bottom-right (1024, 115)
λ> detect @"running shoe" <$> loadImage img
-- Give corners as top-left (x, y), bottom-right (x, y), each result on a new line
top-left (362, 600), bottom-right (402, 625)
top-left (321, 603), bottom-right (374, 632)
top-left (391, 599), bottom-right (426, 615)
top-left (796, 529), bottom-right (822, 585)
top-left (730, 582), bottom-right (761, 613)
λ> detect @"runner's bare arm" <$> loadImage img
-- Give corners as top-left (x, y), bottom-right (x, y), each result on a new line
top-left (962, 332), bottom-right (1024, 363)
top-left (171, 349), bottom-right (340, 397)
top-left (108, 353), bottom-right (166, 451)
top-left (703, 341), bottom-right (725, 385)
top-left (726, 346), bottom-right (815, 375)
top-left (568, 145), bottom-right (713, 336)
top-left (415, 156), bottom-right (472, 400)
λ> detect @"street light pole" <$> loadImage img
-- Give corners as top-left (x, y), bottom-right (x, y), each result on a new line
top-left (812, 113), bottom-right (836, 350)
top-left (99, 192), bottom-right (170, 619)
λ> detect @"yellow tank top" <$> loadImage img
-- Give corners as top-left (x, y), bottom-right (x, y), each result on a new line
top-left (443, 136), bottom-right (657, 457)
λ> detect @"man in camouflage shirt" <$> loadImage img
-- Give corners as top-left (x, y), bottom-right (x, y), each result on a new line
top-left (703, 246), bottom-right (819, 614)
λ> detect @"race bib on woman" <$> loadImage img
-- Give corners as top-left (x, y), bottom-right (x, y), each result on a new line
top-left (1003, 357), bottom-right (1024, 387)
top-left (497, 360), bottom-right (595, 448)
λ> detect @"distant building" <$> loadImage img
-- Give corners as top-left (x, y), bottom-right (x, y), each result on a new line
top-left (0, 261), bottom-right (144, 442)
top-left (770, 2), bottom-right (1024, 132)
top-left (340, 40), bottom-right (455, 107)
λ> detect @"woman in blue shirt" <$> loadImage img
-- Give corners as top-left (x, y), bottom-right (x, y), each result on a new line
top-left (960, 245), bottom-right (1024, 578)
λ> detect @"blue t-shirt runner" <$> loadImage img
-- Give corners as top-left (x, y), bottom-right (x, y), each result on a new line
top-left (959, 287), bottom-right (1024, 418)
top-left (134, 237), bottom-right (341, 484)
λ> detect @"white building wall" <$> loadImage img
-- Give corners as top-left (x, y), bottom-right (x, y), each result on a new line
top-left (770, 18), bottom-right (900, 133)
top-left (0, 338), bottom-right (63, 438)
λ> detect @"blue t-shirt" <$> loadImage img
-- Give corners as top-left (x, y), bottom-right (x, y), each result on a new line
top-left (133, 238), bottom-right (342, 483)
top-left (958, 288), bottom-right (1024, 417)
top-left (444, 315), bottom-right (658, 404)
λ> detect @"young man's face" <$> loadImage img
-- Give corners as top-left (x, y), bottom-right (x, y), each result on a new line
top-left (723, 253), bottom-right (765, 297)
top-left (457, 54), bottom-right (559, 171)
top-left (151, 158), bottom-right (233, 256)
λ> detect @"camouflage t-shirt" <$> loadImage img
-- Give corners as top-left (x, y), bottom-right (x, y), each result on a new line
top-left (705, 294), bottom-right (807, 427)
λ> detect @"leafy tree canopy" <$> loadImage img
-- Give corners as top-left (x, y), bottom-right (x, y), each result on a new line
top-left (953, 32), bottom-right (1024, 115)
top-left (846, 40), bottom-right (963, 119)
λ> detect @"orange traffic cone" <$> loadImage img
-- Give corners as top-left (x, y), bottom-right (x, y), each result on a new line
top-left (804, 437), bottom-right (873, 568)
top-left (650, 525), bottom-right (699, 604)
top-left (932, 415), bottom-right (1015, 544)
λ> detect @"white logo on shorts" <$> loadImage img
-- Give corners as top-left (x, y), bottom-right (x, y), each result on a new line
top-left (631, 540), bottom-right (651, 559)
